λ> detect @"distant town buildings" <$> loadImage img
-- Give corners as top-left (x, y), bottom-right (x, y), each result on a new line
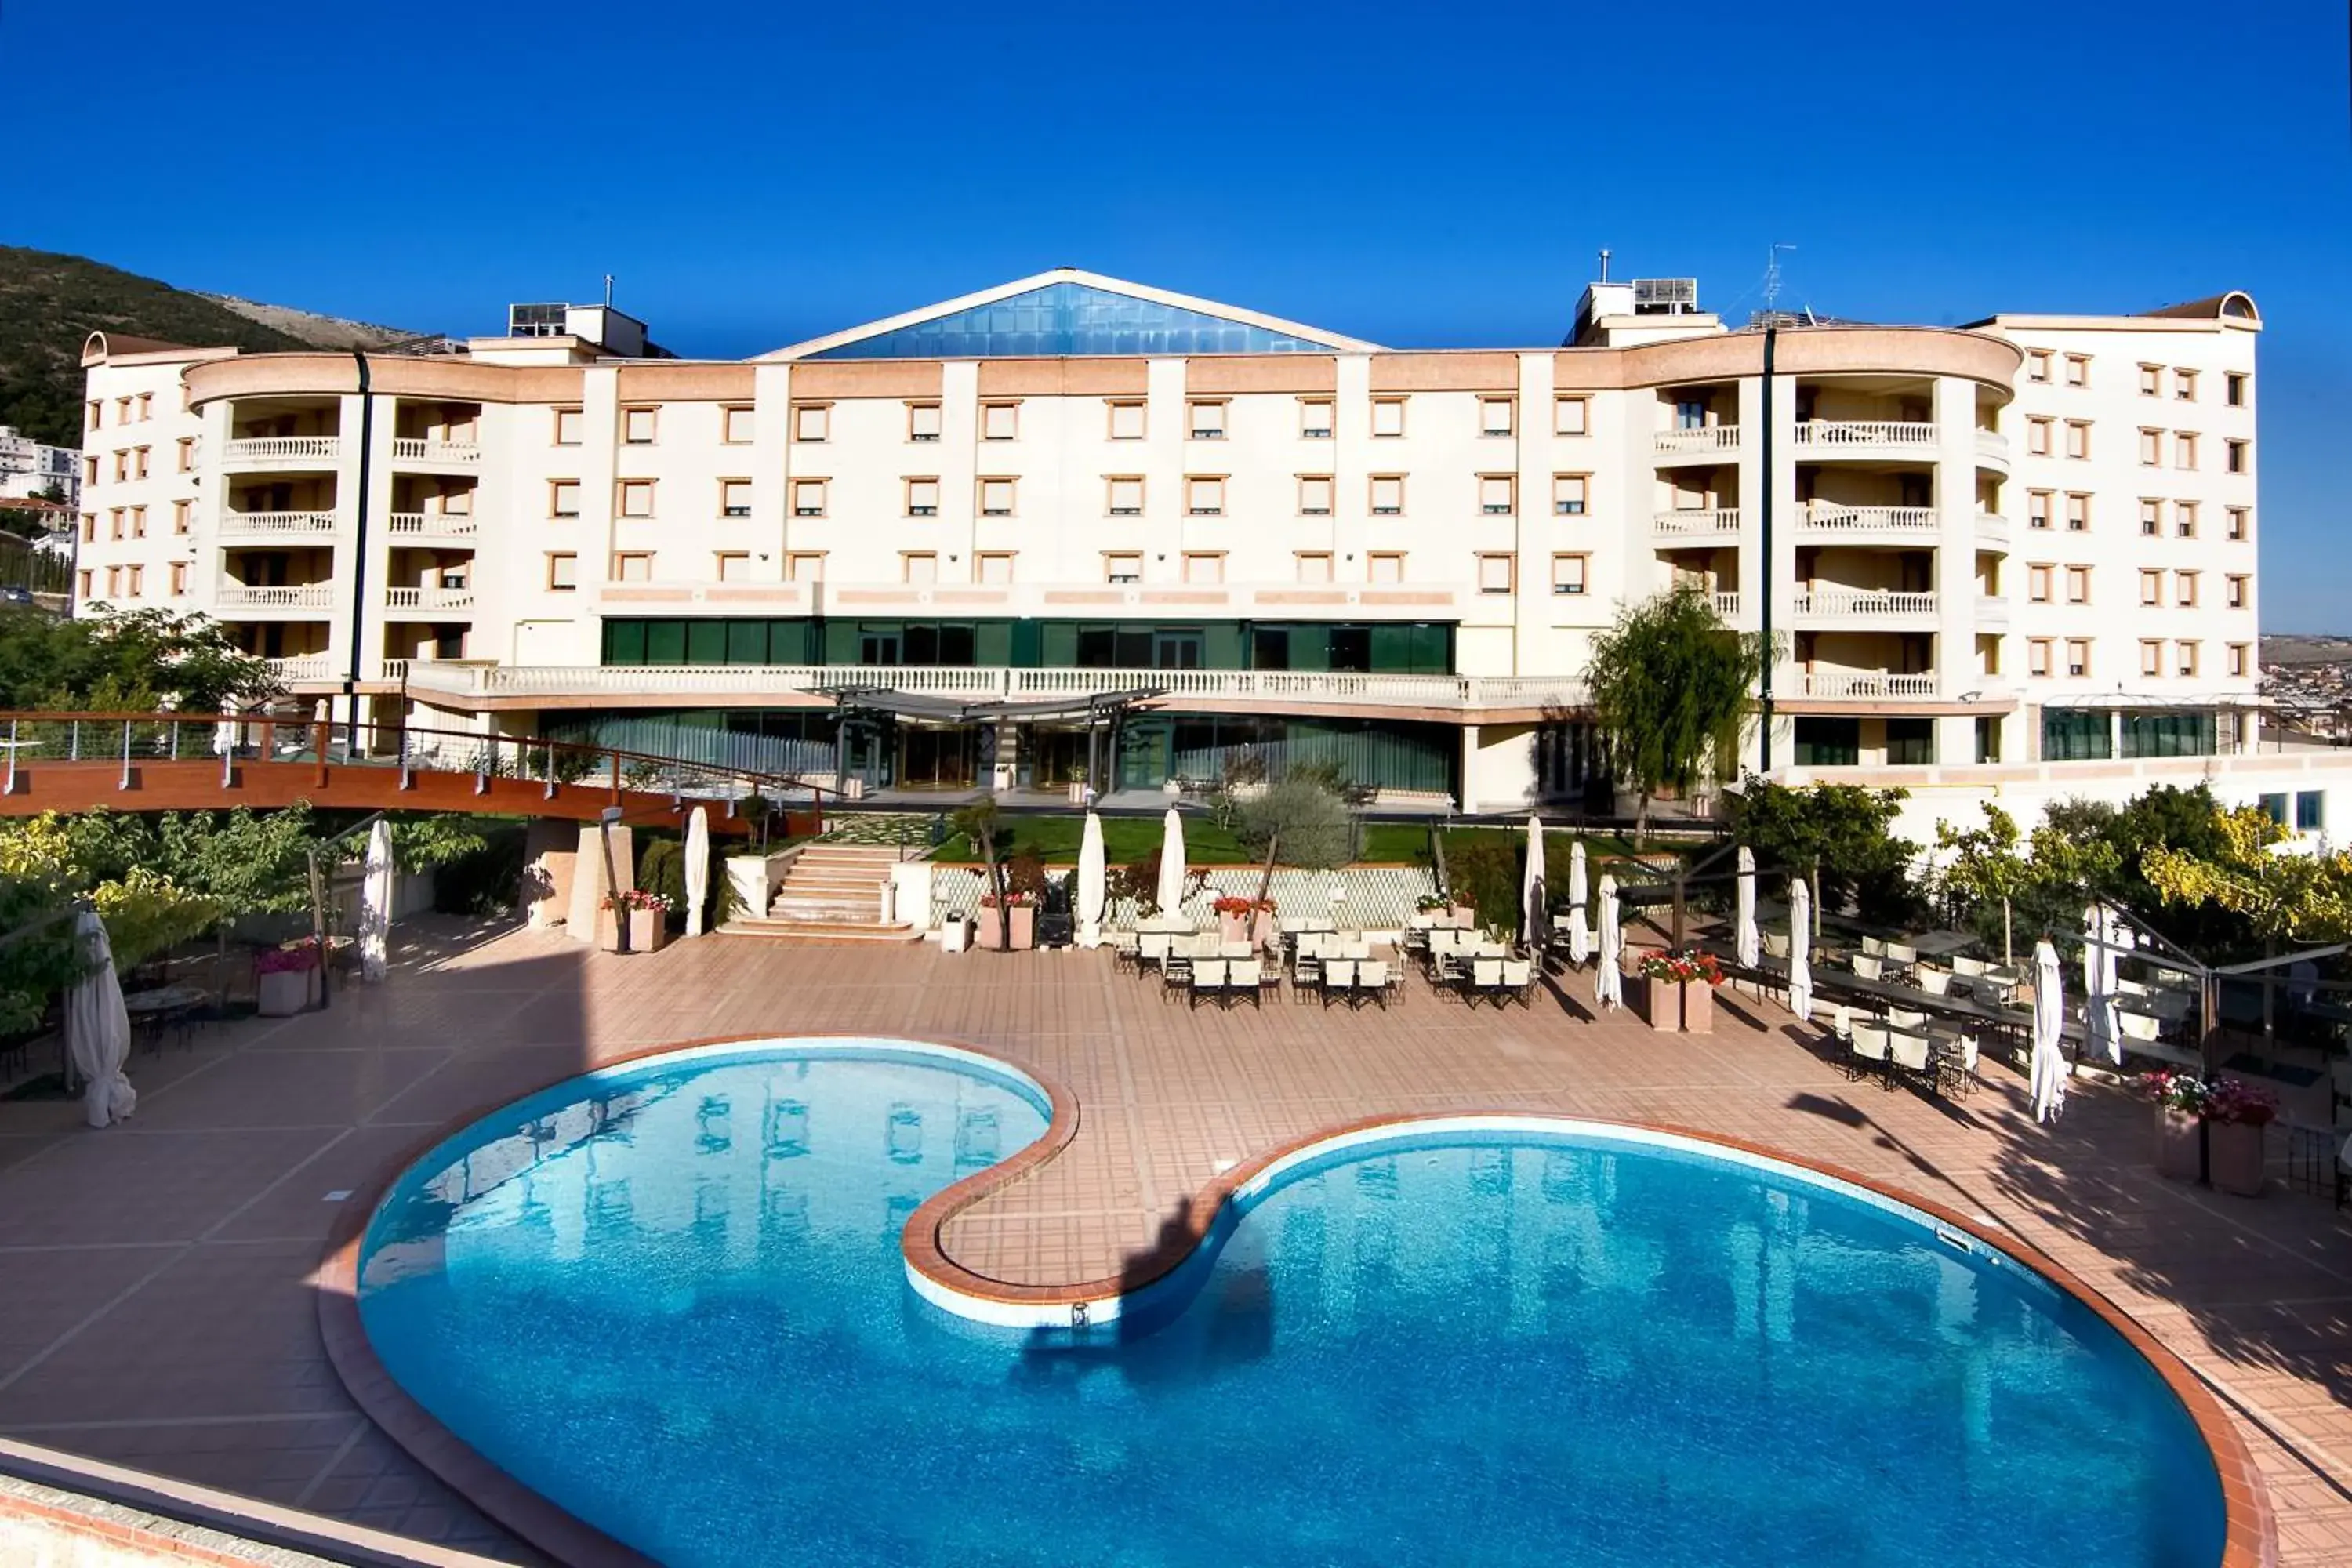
top-left (0, 425), bottom-right (79, 507)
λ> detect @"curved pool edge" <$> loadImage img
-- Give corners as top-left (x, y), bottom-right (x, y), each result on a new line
top-left (318, 1033), bottom-right (2274, 1568)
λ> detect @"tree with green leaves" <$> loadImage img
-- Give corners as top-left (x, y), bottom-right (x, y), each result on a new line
top-left (1230, 773), bottom-right (1355, 908)
top-left (1729, 776), bottom-right (1922, 925)
top-left (1584, 586), bottom-right (1769, 841)
top-left (2143, 806), bottom-right (2352, 947)
top-left (0, 606), bottom-right (276, 712)
top-left (950, 798), bottom-right (1011, 949)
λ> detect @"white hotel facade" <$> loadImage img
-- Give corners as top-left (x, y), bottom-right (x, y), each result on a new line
top-left (71, 267), bottom-right (2327, 839)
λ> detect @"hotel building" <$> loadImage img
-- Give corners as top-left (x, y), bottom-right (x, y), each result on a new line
top-left (74, 268), bottom-right (2316, 840)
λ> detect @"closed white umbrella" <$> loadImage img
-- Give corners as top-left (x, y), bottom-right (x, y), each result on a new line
top-left (1155, 806), bottom-right (1188, 920)
top-left (684, 806), bottom-right (711, 937)
top-left (358, 819), bottom-right (394, 983)
top-left (2082, 904), bottom-right (2119, 1066)
top-left (1566, 840), bottom-right (1590, 966)
top-left (2031, 938), bottom-right (2068, 1123)
top-left (1788, 878), bottom-right (1813, 1025)
top-left (1076, 811), bottom-right (1107, 949)
top-left (64, 910), bottom-right (134, 1129)
top-left (1520, 815), bottom-right (1546, 950)
top-left (1735, 845), bottom-right (1759, 971)
top-left (1595, 873), bottom-right (1624, 1010)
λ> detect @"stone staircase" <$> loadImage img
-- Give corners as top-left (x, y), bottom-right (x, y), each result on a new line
top-left (722, 843), bottom-right (923, 942)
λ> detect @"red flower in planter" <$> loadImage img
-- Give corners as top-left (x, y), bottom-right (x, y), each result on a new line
top-left (1636, 949), bottom-right (1724, 986)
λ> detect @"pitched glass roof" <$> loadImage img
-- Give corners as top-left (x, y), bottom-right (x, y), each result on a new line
top-left (807, 281), bottom-right (1345, 359)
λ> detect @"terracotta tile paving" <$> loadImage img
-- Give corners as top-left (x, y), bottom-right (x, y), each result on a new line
top-left (2, 918), bottom-right (2350, 1563)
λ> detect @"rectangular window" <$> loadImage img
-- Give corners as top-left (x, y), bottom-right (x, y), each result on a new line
top-left (2139, 428), bottom-right (2161, 466)
top-left (2043, 707), bottom-right (2113, 760)
top-left (176, 437), bottom-right (194, 472)
top-left (79, 514), bottom-right (94, 543)
top-left (1107, 400), bottom-right (1145, 440)
top-left (791, 479), bottom-right (826, 517)
top-left (2175, 571), bottom-right (2199, 608)
top-left (2298, 792), bottom-right (2325, 833)
top-left (1185, 476), bottom-right (1225, 516)
top-left (2140, 568), bottom-right (2163, 607)
top-left (2066, 639), bottom-right (2091, 678)
top-left (169, 561), bottom-right (188, 597)
top-left (108, 508), bottom-right (123, 539)
top-left (1181, 552), bottom-right (1224, 585)
top-left (130, 505), bottom-right (145, 538)
top-left (617, 480), bottom-right (655, 518)
top-left (2176, 368), bottom-right (2198, 401)
top-left (1553, 474), bottom-right (1588, 515)
top-left (902, 552), bottom-right (938, 585)
top-left (75, 570), bottom-right (90, 599)
top-left (2064, 492), bottom-right (2089, 532)
top-left (114, 397), bottom-right (132, 423)
top-left (1298, 475), bottom-right (1332, 516)
top-left (1793, 717), bottom-right (1861, 767)
top-left (2177, 641), bottom-right (2200, 678)
top-left (793, 405), bottom-right (829, 442)
top-left (622, 407), bottom-right (656, 445)
top-left (1479, 397), bottom-right (1515, 437)
top-left (1106, 477), bottom-right (1143, 517)
top-left (980, 478), bottom-right (1014, 517)
top-left (2140, 499), bottom-right (2161, 536)
top-left (786, 552), bottom-right (825, 582)
top-left (1295, 551), bottom-right (1333, 583)
top-left (1370, 397), bottom-right (1406, 437)
top-left (715, 552), bottom-right (750, 583)
top-left (1104, 552), bottom-right (1142, 583)
top-left (551, 480), bottom-right (582, 517)
top-left (103, 564), bottom-right (119, 597)
top-left (2140, 640), bottom-right (2163, 677)
top-left (125, 564), bottom-right (142, 597)
top-left (2227, 506), bottom-right (2249, 541)
top-left (1479, 474), bottom-right (1514, 514)
top-left (132, 446), bottom-right (150, 479)
top-left (1367, 551), bottom-right (1405, 583)
top-left (975, 552), bottom-right (1014, 585)
top-left (1551, 553), bottom-right (1588, 596)
top-left (2063, 420), bottom-right (2090, 459)
top-left (1476, 554), bottom-right (1514, 594)
top-left (2027, 639), bottom-right (2052, 677)
top-left (554, 408), bottom-right (583, 445)
top-left (2226, 438), bottom-right (2248, 474)
top-left (713, 478), bottom-right (750, 518)
top-left (2139, 364), bottom-right (2161, 397)
top-left (613, 551), bottom-right (653, 581)
top-left (1553, 396), bottom-right (1589, 436)
top-left (908, 402), bottom-right (942, 442)
top-left (2027, 418), bottom-right (2053, 456)
top-left (981, 402), bottom-right (1018, 441)
top-left (172, 499), bottom-right (190, 535)
top-left (2225, 372), bottom-right (2247, 407)
top-left (2027, 350), bottom-right (2051, 383)
top-left (1299, 399), bottom-right (1334, 438)
top-left (906, 477), bottom-right (941, 517)
top-left (1886, 717), bottom-right (1935, 766)
top-left (547, 553), bottom-right (578, 590)
top-left (2175, 501), bottom-right (2198, 539)
top-left (722, 405), bottom-right (753, 444)
top-left (2228, 642), bottom-right (2250, 677)
top-left (85, 401), bottom-right (100, 432)
top-left (2227, 574), bottom-right (2248, 608)
top-left (2175, 433), bottom-right (2198, 470)
top-left (2259, 793), bottom-right (2289, 826)
top-left (82, 455), bottom-right (96, 485)
top-left (2027, 490), bottom-right (2052, 529)
top-left (2063, 354), bottom-right (2089, 387)
top-left (1187, 401), bottom-right (1226, 440)
top-left (2028, 564), bottom-right (2053, 603)
top-left (1370, 475), bottom-right (1403, 515)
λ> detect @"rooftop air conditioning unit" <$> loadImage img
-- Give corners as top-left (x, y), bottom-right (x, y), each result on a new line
top-left (1632, 278), bottom-right (1700, 315)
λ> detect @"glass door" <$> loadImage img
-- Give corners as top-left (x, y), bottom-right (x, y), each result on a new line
top-left (1115, 721), bottom-right (1170, 792)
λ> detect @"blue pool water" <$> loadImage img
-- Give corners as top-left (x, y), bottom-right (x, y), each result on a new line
top-left (358, 1040), bottom-right (2227, 1568)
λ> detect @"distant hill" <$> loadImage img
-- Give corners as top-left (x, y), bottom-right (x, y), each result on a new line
top-left (0, 245), bottom-right (419, 449)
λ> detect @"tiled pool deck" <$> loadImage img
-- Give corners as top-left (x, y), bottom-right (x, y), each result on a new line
top-left (2, 920), bottom-right (2350, 1563)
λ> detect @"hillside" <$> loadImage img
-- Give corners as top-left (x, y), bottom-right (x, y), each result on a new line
top-left (196, 293), bottom-right (417, 352)
top-left (0, 246), bottom-right (397, 448)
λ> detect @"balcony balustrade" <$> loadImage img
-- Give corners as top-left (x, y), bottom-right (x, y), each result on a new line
top-left (221, 437), bottom-right (340, 465)
top-left (1790, 589), bottom-right (1939, 618)
top-left (217, 583), bottom-right (333, 611)
top-left (387, 512), bottom-right (481, 537)
top-left (390, 437), bottom-right (481, 465)
top-left (1801, 670), bottom-right (1939, 699)
top-left (385, 586), bottom-right (477, 613)
top-left (1798, 504), bottom-right (1938, 534)
top-left (220, 510), bottom-right (336, 538)
top-left (1653, 426), bottom-right (1741, 456)
top-left (1793, 420), bottom-right (1936, 449)
top-left (1650, 508), bottom-right (1742, 536)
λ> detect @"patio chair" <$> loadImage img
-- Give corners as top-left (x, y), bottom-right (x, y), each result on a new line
top-left (1860, 935), bottom-right (1888, 958)
top-left (1917, 965), bottom-right (1952, 996)
top-left (1851, 953), bottom-right (1885, 982)
top-left (1849, 1022), bottom-right (1890, 1083)
top-left (1886, 941), bottom-right (1918, 968)
top-left (1138, 931), bottom-right (1171, 973)
top-left (1952, 954), bottom-right (1987, 979)
top-left (1110, 931), bottom-right (1140, 971)
top-left (1501, 958), bottom-right (1535, 1007)
top-left (1221, 940), bottom-right (1256, 961)
top-left (2118, 1008), bottom-right (2165, 1044)
top-left (1889, 1007), bottom-right (1927, 1030)
top-left (1889, 1029), bottom-right (1933, 1090)
top-left (1471, 957), bottom-right (1504, 1007)
top-left (1763, 931), bottom-right (1790, 960)
top-left (1163, 949), bottom-right (1194, 1003)
top-left (1936, 1032), bottom-right (1981, 1098)
top-left (1189, 959), bottom-right (1229, 1011)
top-left (1381, 960), bottom-right (1407, 1008)
top-left (1291, 949), bottom-right (1322, 1002)
top-left (1356, 960), bottom-right (1389, 1010)
top-left (1321, 958), bottom-right (1357, 1008)
top-left (1228, 958), bottom-right (1264, 1010)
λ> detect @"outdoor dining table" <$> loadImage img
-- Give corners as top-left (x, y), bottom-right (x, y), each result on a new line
top-left (124, 982), bottom-right (209, 1053)
top-left (1902, 931), bottom-right (1981, 959)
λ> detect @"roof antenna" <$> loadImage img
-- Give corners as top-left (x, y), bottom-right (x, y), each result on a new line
top-left (1762, 243), bottom-right (1796, 314)
top-left (602, 274), bottom-right (615, 309)
top-left (1598, 249), bottom-right (1612, 283)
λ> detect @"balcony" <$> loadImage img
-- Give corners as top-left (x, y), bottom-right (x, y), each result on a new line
top-left (1792, 422), bottom-right (1938, 458)
top-left (1975, 510), bottom-right (2011, 546)
top-left (217, 583), bottom-right (332, 611)
top-left (1976, 594), bottom-right (2010, 629)
top-left (1650, 507), bottom-right (1742, 538)
top-left (266, 655), bottom-right (336, 683)
top-left (1653, 426), bottom-right (1741, 457)
top-left (1801, 670), bottom-right (1938, 699)
top-left (387, 512), bottom-right (481, 539)
top-left (221, 437), bottom-right (341, 468)
top-left (385, 586), bottom-right (476, 615)
top-left (1975, 430), bottom-right (2010, 465)
top-left (220, 510), bottom-right (336, 540)
top-left (1791, 589), bottom-right (1939, 619)
top-left (390, 437), bottom-right (481, 466)
top-left (1711, 591), bottom-right (1742, 619)
top-left (1797, 504), bottom-right (1938, 536)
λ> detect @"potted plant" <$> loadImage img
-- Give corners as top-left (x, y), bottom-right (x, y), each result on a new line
top-left (1213, 895), bottom-right (1276, 947)
top-left (1410, 892), bottom-right (1449, 928)
top-left (256, 941), bottom-right (321, 1016)
top-left (975, 889), bottom-right (1034, 949)
top-left (598, 890), bottom-right (671, 953)
top-left (1636, 949), bottom-right (1726, 1033)
top-left (2143, 1070), bottom-right (2206, 1182)
top-left (2201, 1076), bottom-right (2278, 1197)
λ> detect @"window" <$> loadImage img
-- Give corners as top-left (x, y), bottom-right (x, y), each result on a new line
top-left (2139, 428), bottom-right (2161, 466)
top-left (2226, 438), bottom-right (2249, 474)
top-left (2175, 501), bottom-right (2198, 539)
top-left (2063, 354), bottom-right (2089, 387)
top-left (1185, 476), bottom-right (1225, 516)
top-left (2227, 574), bottom-right (2249, 608)
top-left (85, 401), bottom-right (100, 432)
top-left (2259, 793), bottom-right (2289, 826)
top-left (1104, 552), bottom-right (1142, 583)
top-left (2175, 570), bottom-right (2199, 608)
top-left (2027, 490), bottom-right (2052, 529)
top-left (176, 437), bottom-right (194, 473)
top-left (172, 499), bottom-right (189, 535)
top-left (1299, 399), bottom-right (1334, 438)
top-left (2227, 506), bottom-right (2250, 541)
top-left (2225, 372), bottom-right (2247, 407)
top-left (111, 452), bottom-right (125, 482)
top-left (1181, 552), bottom-right (1224, 585)
top-left (2027, 350), bottom-right (2052, 383)
top-left (2140, 499), bottom-right (2162, 536)
top-left (130, 505), bottom-right (146, 539)
top-left (716, 478), bottom-right (751, 518)
top-left (1793, 717), bottom-right (1860, 768)
top-left (2138, 365), bottom-right (2161, 396)
top-left (551, 480), bottom-right (582, 518)
top-left (779, 477), bottom-right (823, 517)
top-left (2298, 792), bottom-right (2326, 833)
top-left (981, 402), bottom-right (1018, 441)
top-left (2064, 564), bottom-right (2089, 604)
top-left (2065, 639), bottom-right (2091, 677)
top-left (2177, 641), bottom-right (2200, 678)
top-left (722, 406), bottom-right (753, 444)
top-left (107, 508), bottom-right (122, 539)
top-left (1551, 553), bottom-right (1588, 595)
top-left (1297, 475), bottom-right (1332, 516)
top-left (2063, 420), bottom-right (2090, 459)
top-left (2175, 433), bottom-right (2198, 470)
top-left (103, 565), bottom-right (119, 597)
top-left (125, 564), bottom-right (142, 597)
top-left (1106, 477), bottom-right (1143, 517)
top-left (979, 477), bottom-right (1014, 517)
top-left (618, 480), bottom-right (655, 518)
top-left (2175, 368), bottom-right (2198, 401)
top-left (786, 552), bottom-right (825, 582)
top-left (2044, 708), bottom-right (2113, 760)
top-left (1187, 401), bottom-right (1226, 440)
top-left (908, 402), bottom-right (942, 442)
top-left (1479, 475), bottom-right (1514, 515)
top-left (2065, 492), bottom-right (2089, 532)
top-left (793, 404), bottom-right (829, 442)
top-left (1885, 717), bottom-right (1935, 766)
top-left (133, 447), bottom-right (151, 479)
top-left (715, 552), bottom-right (750, 583)
top-left (907, 477), bottom-right (942, 517)
top-left (82, 455), bottom-right (96, 485)
top-left (622, 407), bottom-right (656, 444)
top-left (2028, 637), bottom-right (2053, 677)
top-left (79, 514), bottom-right (94, 544)
top-left (902, 553), bottom-right (938, 585)
top-left (975, 552), bottom-right (1014, 585)
top-left (1553, 396), bottom-right (1590, 436)
top-left (1295, 552), bottom-right (1333, 583)
top-left (2028, 564), bottom-right (2053, 603)
top-left (1107, 401), bottom-right (1145, 440)
top-left (1479, 397), bottom-right (1515, 437)
top-left (1370, 397), bottom-right (1406, 437)
top-left (2228, 643), bottom-right (2250, 677)
top-left (169, 561), bottom-right (188, 597)
top-left (547, 553), bottom-right (578, 590)
top-left (2027, 417), bottom-right (2053, 456)
top-left (1370, 475), bottom-right (1403, 515)
top-left (114, 397), bottom-right (132, 423)
top-left (1476, 554), bottom-right (1515, 594)
top-left (612, 552), bottom-right (653, 581)
top-left (554, 408), bottom-right (583, 445)
top-left (75, 570), bottom-right (89, 600)
top-left (2140, 569), bottom-right (2164, 606)
top-left (2140, 641), bottom-right (2164, 677)
top-left (136, 393), bottom-right (151, 420)
top-left (1553, 474), bottom-right (1588, 516)
top-left (1367, 551), bottom-right (1405, 584)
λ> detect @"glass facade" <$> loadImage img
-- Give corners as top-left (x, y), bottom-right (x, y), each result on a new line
top-left (808, 282), bottom-right (1344, 360)
top-left (1793, 717), bottom-right (1859, 767)
top-left (1885, 718), bottom-right (1935, 766)
top-left (600, 618), bottom-right (1455, 676)
top-left (2120, 710), bottom-right (2218, 759)
top-left (2041, 708), bottom-right (2113, 761)
top-left (543, 710), bottom-right (839, 779)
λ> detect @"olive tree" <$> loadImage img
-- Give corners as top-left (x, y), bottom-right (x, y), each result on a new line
top-left (1584, 586), bottom-right (1769, 841)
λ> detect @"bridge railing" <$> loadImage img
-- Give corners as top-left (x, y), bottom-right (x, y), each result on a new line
top-left (0, 711), bottom-right (841, 833)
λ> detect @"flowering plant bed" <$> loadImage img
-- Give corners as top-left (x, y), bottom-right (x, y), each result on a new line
top-left (600, 889), bottom-right (670, 913)
top-left (256, 942), bottom-right (321, 975)
top-left (1414, 894), bottom-right (1453, 914)
top-left (976, 891), bottom-right (1032, 909)
top-left (1636, 950), bottom-right (1725, 987)
top-left (1211, 895), bottom-right (1275, 916)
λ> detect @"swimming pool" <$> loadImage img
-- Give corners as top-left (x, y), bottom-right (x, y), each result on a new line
top-left (354, 1038), bottom-right (2230, 1567)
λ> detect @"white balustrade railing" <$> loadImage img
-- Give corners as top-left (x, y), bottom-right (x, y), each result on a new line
top-left (1975, 430), bottom-right (2010, 461)
top-left (1791, 589), bottom-right (1939, 616)
top-left (222, 436), bottom-right (341, 463)
top-left (1798, 504), bottom-right (1939, 533)
top-left (217, 583), bottom-right (332, 609)
top-left (386, 511), bottom-right (481, 536)
top-left (1653, 425), bottom-right (1741, 455)
top-left (1802, 670), bottom-right (1939, 699)
top-left (266, 655), bottom-right (335, 681)
top-left (391, 437), bottom-right (481, 464)
top-left (1711, 591), bottom-right (1742, 617)
top-left (220, 510), bottom-right (336, 536)
top-left (385, 586), bottom-right (476, 612)
top-left (1975, 511), bottom-right (2009, 533)
top-left (1650, 507), bottom-right (1741, 535)
top-left (1794, 420), bottom-right (1936, 448)
top-left (379, 659), bottom-right (411, 682)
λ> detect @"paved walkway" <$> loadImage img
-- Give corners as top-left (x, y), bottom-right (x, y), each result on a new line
top-left (2, 920), bottom-right (2349, 1563)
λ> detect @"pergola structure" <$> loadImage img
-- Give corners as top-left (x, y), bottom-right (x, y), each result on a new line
top-left (815, 681), bottom-right (1163, 797)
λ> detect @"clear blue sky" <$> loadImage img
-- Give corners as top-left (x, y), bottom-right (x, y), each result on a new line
top-left (10, 0), bottom-right (2347, 625)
